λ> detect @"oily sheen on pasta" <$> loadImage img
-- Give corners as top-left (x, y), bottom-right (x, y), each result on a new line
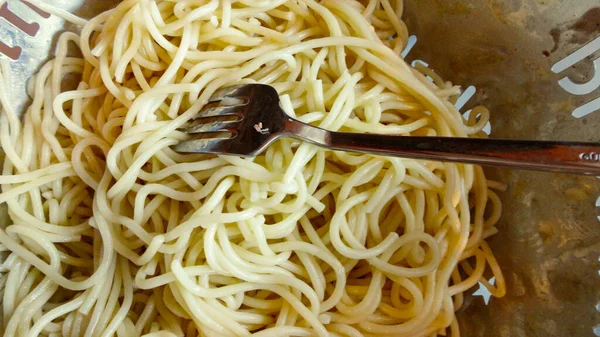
top-left (0, 0), bottom-right (506, 336)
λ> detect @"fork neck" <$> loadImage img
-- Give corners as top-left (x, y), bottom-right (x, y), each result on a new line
top-left (283, 118), bottom-right (330, 146)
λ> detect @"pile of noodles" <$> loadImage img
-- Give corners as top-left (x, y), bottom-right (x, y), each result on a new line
top-left (0, 1), bottom-right (505, 336)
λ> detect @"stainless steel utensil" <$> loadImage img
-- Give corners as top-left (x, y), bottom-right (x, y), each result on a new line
top-left (174, 83), bottom-right (600, 175)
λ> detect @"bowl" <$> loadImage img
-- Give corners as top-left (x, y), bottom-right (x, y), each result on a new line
top-left (402, 1), bottom-right (600, 335)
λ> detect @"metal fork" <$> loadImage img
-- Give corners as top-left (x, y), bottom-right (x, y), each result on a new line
top-left (174, 84), bottom-right (600, 175)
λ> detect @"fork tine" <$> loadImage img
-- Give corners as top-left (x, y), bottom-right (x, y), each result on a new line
top-left (208, 85), bottom-right (249, 102)
top-left (173, 137), bottom-right (234, 155)
top-left (197, 105), bottom-right (243, 118)
top-left (180, 119), bottom-right (241, 134)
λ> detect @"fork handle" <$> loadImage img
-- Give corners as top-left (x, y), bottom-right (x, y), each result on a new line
top-left (293, 125), bottom-right (600, 175)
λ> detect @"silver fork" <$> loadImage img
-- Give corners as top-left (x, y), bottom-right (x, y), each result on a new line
top-left (174, 84), bottom-right (600, 175)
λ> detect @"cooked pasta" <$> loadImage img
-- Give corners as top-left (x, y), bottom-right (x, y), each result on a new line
top-left (0, 0), bottom-right (506, 336)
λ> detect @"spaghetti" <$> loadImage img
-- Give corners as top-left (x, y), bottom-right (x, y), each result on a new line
top-left (0, 0), bottom-right (506, 336)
